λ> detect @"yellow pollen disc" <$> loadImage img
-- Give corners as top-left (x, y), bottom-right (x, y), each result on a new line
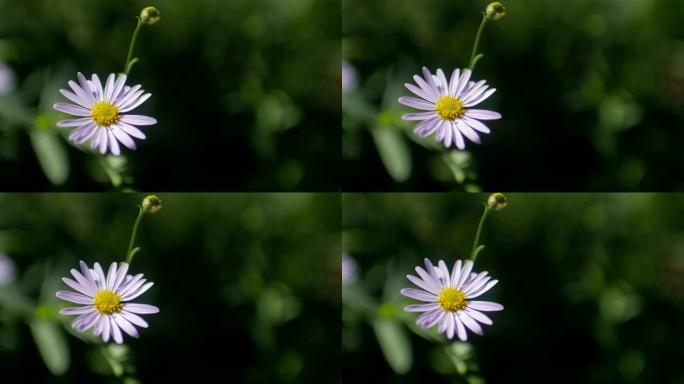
top-left (91, 101), bottom-right (120, 127)
top-left (93, 289), bottom-right (123, 315)
top-left (438, 287), bottom-right (467, 312)
top-left (435, 96), bottom-right (465, 121)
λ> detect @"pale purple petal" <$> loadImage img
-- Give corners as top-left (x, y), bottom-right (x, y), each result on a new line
top-left (118, 121), bottom-right (147, 139)
top-left (110, 317), bottom-right (124, 344)
top-left (402, 111), bottom-right (436, 121)
top-left (465, 109), bottom-right (502, 120)
top-left (456, 120), bottom-right (481, 144)
top-left (400, 288), bottom-right (438, 302)
top-left (404, 303), bottom-right (440, 312)
top-left (120, 114), bottom-right (157, 126)
top-left (121, 281), bottom-right (153, 301)
top-left (465, 88), bottom-right (497, 107)
top-left (462, 116), bottom-right (491, 133)
top-left (123, 303), bottom-right (159, 314)
top-left (113, 313), bottom-right (139, 338)
top-left (56, 291), bottom-right (93, 305)
top-left (467, 279), bottom-right (498, 299)
top-left (464, 308), bottom-right (493, 325)
top-left (458, 311), bottom-right (483, 335)
top-left (398, 96), bottom-right (435, 111)
top-left (111, 126), bottom-right (137, 149)
top-left (59, 306), bottom-right (95, 315)
top-left (121, 310), bottom-right (149, 328)
top-left (54, 103), bottom-right (91, 117)
top-left (467, 301), bottom-right (504, 311)
top-left (454, 313), bottom-right (468, 341)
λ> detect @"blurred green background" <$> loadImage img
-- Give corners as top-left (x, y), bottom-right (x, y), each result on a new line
top-left (0, 0), bottom-right (340, 191)
top-left (343, 0), bottom-right (684, 191)
top-left (0, 193), bottom-right (340, 383)
top-left (343, 193), bottom-right (684, 383)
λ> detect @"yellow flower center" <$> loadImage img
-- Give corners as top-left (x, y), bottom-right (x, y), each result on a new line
top-left (438, 287), bottom-right (467, 312)
top-left (93, 289), bottom-right (123, 315)
top-left (435, 96), bottom-right (465, 121)
top-left (91, 101), bottom-right (120, 127)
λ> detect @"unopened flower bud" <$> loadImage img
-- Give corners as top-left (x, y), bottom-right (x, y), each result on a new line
top-left (485, 2), bottom-right (506, 21)
top-left (142, 195), bottom-right (162, 214)
top-left (487, 193), bottom-right (507, 211)
top-left (140, 6), bottom-right (160, 25)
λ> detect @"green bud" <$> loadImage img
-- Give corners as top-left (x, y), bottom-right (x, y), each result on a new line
top-left (485, 2), bottom-right (506, 21)
top-left (140, 6), bottom-right (160, 25)
top-left (141, 195), bottom-right (162, 214)
top-left (487, 193), bottom-right (507, 211)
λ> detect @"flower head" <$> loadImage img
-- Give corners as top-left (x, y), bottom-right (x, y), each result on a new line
top-left (0, 62), bottom-right (16, 96)
top-left (399, 67), bottom-right (501, 149)
top-left (342, 253), bottom-right (358, 285)
top-left (0, 253), bottom-right (16, 285)
top-left (56, 260), bottom-right (159, 344)
top-left (342, 60), bottom-right (358, 93)
top-left (401, 258), bottom-right (503, 341)
top-left (140, 6), bottom-right (160, 25)
top-left (486, 2), bottom-right (506, 21)
top-left (54, 72), bottom-right (157, 156)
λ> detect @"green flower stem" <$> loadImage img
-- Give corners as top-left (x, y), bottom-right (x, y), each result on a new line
top-left (468, 14), bottom-right (488, 71)
top-left (469, 203), bottom-right (490, 261)
top-left (123, 17), bottom-right (143, 75)
top-left (125, 206), bottom-right (145, 264)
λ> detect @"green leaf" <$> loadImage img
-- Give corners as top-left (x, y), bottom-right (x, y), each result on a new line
top-left (371, 318), bottom-right (412, 374)
top-left (30, 319), bottom-right (70, 375)
top-left (29, 128), bottom-right (69, 185)
top-left (371, 126), bottom-right (411, 182)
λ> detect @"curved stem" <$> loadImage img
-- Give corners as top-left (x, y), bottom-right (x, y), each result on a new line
top-left (125, 206), bottom-right (145, 264)
top-left (468, 14), bottom-right (488, 70)
top-left (469, 204), bottom-right (490, 261)
top-left (123, 18), bottom-right (143, 75)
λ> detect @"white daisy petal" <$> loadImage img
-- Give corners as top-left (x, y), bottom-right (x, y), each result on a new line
top-left (414, 117), bottom-right (440, 137)
top-left (452, 122), bottom-right (465, 150)
top-left (467, 300), bottom-right (504, 311)
top-left (108, 131), bottom-right (121, 156)
top-left (110, 317), bottom-right (124, 344)
top-left (465, 109), bottom-right (502, 120)
top-left (404, 83), bottom-right (434, 102)
top-left (456, 120), bottom-right (481, 144)
top-left (121, 310), bottom-right (149, 328)
top-left (398, 96), bottom-right (435, 111)
top-left (402, 111), bottom-right (436, 121)
top-left (464, 308), bottom-right (493, 325)
top-left (465, 88), bottom-right (497, 107)
top-left (59, 306), bottom-right (95, 315)
top-left (56, 291), bottom-right (92, 304)
top-left (400, 288), bottom-right (438, 302)
top-left (53, 103), bottom-right (91, 117)
top-left (454, 313), bottom-right (468, 341)
top-left (462, 116), bottom-right (491, 134)
top-left (118, 121), bottom-right (147, 139)
top-left (417, 309), bottom-right (444, 328)
top-left (124, 303), bottom-right (159, 314)
top-left (457, 260), bottom-right (474, 289)
top-left (467, 279), bottom-right (499, 299)
top-left (122, 281), bottom-right (153, 301)
top-left (458, 311), bottom-right (484, 335)
top-left (111, 126), bottom-right (137, 149)
top-left (448, 68), bottom-right (460, 96)
top-left (59, 89), bottom-right (90, 108)
top-left (113, 313), bottom-right (139, 338)
top-left (405, 303), bottom-right (440, 312)
top-left (119, 93), bottom-right (152, 112)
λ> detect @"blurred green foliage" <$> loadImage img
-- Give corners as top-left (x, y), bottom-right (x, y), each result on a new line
top-left (343, 193), bottom-right (684, 383)
top-left (0, 0), bottom-right (340, 190)
top-left (343, 0), bottom-right (684, 191)
top-left (0, 193), bottom-right (340, 383)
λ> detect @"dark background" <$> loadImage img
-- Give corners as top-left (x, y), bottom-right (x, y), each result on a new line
top-left (343, 193), bottom-right (684, 383)
top-left (0, 193), bottom-right (340, 383)
top-left (0, 0), bottom-right (340, 191)
top-left (343, 0), bottom-right (684, 191)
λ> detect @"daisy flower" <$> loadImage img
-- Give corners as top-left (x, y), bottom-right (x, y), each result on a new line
top-left (53, 72), bottom-right (157, 156)
top-left (399, 67), bottom-right (501, 149)
top-left (56, 260), bottom-right (159, 344)
top-left (401, 258), bottom-right (503, 341)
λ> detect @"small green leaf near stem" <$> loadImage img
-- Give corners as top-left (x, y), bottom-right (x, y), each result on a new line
top-left (125, 206), bottom-right (145, 264)
top-left (123, 18), bottom-right (144, 75)
top-left (469, 203), bottom-right (490, 261)
top-left (468, 14), bottom-right (488, 71)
